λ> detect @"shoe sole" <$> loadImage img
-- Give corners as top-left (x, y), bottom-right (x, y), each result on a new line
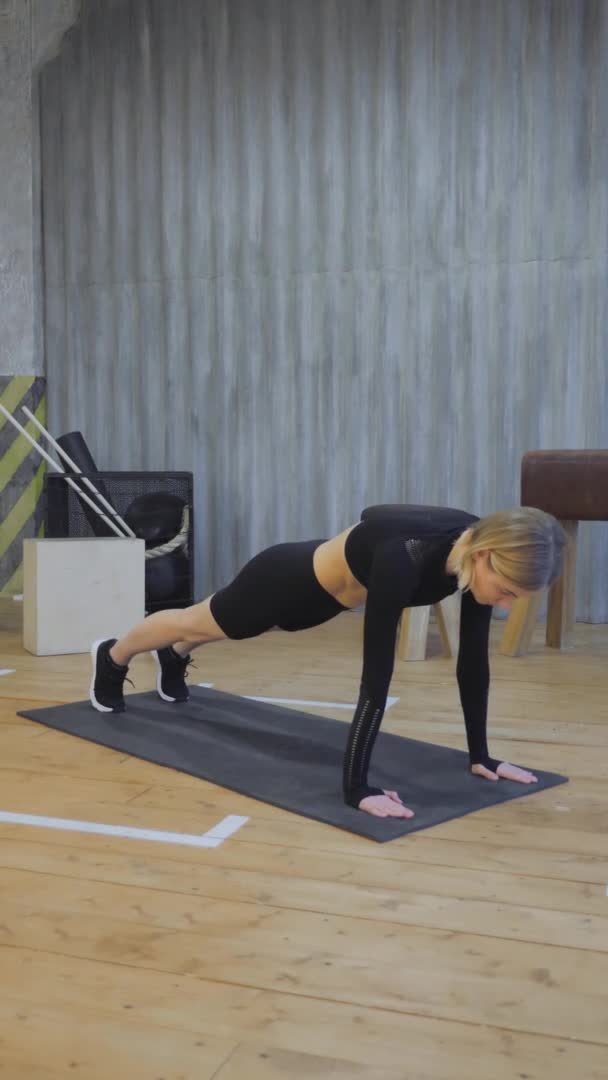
top-left (90, 639), bottom-right (124, 713)
top-left (152, 650), bottom-right (189, 703)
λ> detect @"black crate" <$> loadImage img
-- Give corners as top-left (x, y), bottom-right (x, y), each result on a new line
top-left (45, 471), bottom-right (194, 613)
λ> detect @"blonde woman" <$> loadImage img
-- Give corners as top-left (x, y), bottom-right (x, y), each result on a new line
top-left (90, 505), bottom-right (566, 820)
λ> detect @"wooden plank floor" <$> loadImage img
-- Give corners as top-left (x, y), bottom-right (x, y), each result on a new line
top-left (0, 597), bottom-right (606, 1080)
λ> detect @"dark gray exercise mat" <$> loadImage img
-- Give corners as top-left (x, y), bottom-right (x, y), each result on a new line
top-left (18, 686), bottom-right (568, 842)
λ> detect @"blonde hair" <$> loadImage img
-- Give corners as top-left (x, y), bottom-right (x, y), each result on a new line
top-left (448, 508), bottom-right (566, 592)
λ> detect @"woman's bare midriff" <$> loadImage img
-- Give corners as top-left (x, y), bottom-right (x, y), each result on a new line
top-left (313, 525), bottom-right (368, 609)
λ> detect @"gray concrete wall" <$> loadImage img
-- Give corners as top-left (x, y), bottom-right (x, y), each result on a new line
top-left (0, 0), bottom-right (35, 376)
top-left (0, 0), bottom-right (79, 377)
top-left (38, 0), bottom-right (608, 618)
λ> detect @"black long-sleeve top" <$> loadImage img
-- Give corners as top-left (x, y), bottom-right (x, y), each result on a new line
top-left (342, 505), bottom-right (499, 807)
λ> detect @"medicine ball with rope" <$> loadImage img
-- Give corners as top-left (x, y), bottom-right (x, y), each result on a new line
top-left (123, 492), bottom-right (186, 548)
top-left (123, 491), bottom-right (191, 609)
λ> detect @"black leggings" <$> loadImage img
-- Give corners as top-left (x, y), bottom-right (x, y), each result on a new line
top-left (209, 539), bottom-right (349, 640)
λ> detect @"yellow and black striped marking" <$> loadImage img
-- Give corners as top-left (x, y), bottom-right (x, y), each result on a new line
top-left (0, 375), bottom-right (47, 596)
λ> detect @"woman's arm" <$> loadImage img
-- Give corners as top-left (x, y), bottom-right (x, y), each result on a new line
top-left (342, 539), bottom-right (418, 808)
top-left (456, 590), bottom-right (502, 772)
top-left (458, 591), bottom-right (540, 785)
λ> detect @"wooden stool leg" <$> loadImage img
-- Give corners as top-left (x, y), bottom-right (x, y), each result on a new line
top-left (434, 592), bottom-right (462, 658)
top-left (396, 605), bottom-right (431, 661)
top-left (499, 592), bottom-right (543, 657)
top-left (546, 519), bottom-right (578, 649)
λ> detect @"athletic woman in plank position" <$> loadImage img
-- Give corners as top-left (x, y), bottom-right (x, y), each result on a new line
top-left (90, 505), bottom-right (565, 819)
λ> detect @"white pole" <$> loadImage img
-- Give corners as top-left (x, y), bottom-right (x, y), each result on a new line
top-left (21, 405), bottom-right (135, 538)
top-left (0, 402), bottom-right (127, 539)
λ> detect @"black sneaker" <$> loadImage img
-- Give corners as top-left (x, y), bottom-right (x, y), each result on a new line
top-left (153, 647), bottom-right (192, 703)
top-left (90, 638), bottom-right (130, 713)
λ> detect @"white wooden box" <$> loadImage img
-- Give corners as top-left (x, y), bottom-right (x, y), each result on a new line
top-left (23, 538), bottom-right (146, 656)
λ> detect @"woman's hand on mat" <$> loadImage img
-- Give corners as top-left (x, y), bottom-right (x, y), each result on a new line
top-left (358, 791), bottom-right (415, 818)
top-left (471, 762), bottom-right (539, 784)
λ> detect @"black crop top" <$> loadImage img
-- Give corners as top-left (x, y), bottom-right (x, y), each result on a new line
top-left (342, 505), bottom-right (499, 807)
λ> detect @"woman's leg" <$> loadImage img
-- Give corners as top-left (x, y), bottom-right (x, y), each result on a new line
top-left (90, 596), bottom-right (229, 712)
top-left (109, 597), bottom-right (226, 667)
top-left (106, 538), bottom-right (300, 672)
top-left (91, 539), bottom-right (344, 713)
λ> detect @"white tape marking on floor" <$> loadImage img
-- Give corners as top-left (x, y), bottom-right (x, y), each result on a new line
top-left (203, 814), bottom-right (249, 840)
top-left (0, 811), bottom-right (249, 849)
top-left (245, 694), bottom-right (399, 710)
top-left (196, 685), bottom-right (398, 711)
top-left (0, 670), bottom-right (15, 677)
